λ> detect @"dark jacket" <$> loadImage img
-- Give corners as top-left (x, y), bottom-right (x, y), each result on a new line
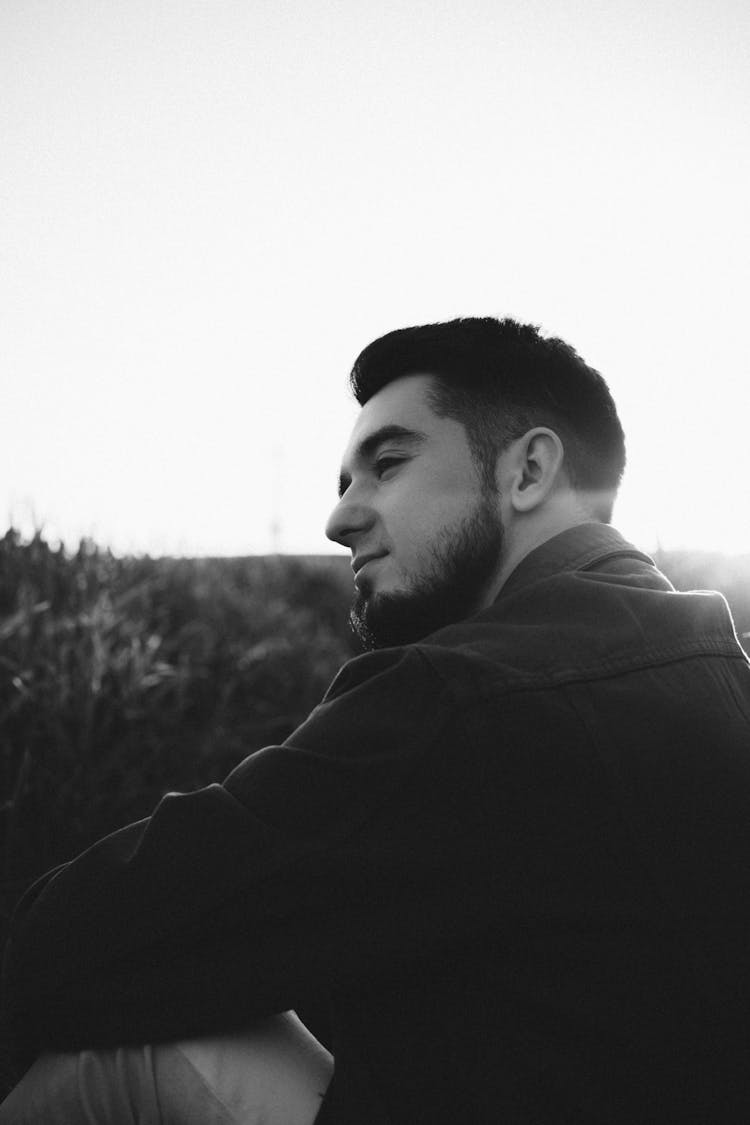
top-left (4, 523), bottom-right (750, 1122)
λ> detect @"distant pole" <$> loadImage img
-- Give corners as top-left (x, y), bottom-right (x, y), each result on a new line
top-left (270, 445), bottom-right (283, 554)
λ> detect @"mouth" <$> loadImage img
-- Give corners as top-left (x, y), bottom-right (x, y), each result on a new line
top-left (352, 553), bottom-right (385, 577)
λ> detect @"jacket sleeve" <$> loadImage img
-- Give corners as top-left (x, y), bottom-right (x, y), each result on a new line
top-left (2, 645), bottom-right (480, 1060)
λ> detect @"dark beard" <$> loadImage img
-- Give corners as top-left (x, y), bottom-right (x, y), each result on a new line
top-left (349, 490), bottom-right (505, 650)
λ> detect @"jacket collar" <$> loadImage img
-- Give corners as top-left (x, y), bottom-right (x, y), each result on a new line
top-left (497, 522), bottom-right (656, 602)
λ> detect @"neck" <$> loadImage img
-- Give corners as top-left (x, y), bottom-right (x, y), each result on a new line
top-left (492, 512), bottom-right (598, 601)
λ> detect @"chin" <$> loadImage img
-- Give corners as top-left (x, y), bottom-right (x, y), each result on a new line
top-left (350, 584), bottom-right (476, 651)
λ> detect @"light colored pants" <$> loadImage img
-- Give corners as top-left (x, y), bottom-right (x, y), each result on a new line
top-left (0, 1012), bottom-right (334, 1124)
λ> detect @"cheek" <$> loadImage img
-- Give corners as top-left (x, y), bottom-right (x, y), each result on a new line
top-left (379, 461), bottom-right (481, 545)
top-left (386, 491), bottom-right (468, 562)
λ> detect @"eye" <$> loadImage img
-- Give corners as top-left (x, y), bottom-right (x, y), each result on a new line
top-left (374, 456), bottom-right (404, 479)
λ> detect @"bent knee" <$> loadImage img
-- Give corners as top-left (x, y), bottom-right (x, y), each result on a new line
top-left (171, 1012), bottom-right (334, 1124)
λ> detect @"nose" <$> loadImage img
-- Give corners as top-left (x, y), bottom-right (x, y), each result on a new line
top-left (325, 494), bottom-right (375, 549)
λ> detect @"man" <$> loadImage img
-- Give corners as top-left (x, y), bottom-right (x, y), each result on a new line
top-left (3, 316), bottom-right (750, 1122)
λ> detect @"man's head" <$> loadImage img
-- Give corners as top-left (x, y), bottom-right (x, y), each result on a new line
top-left (325, 317), bottom-right (626, 649)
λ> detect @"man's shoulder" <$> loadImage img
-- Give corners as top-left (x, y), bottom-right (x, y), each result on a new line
top-left (415, 550), bottom-right (744, 699)
top-left (321, 643), bottom-right (440, 704)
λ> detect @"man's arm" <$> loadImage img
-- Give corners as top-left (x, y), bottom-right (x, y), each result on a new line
top-left (2, 644), bottom-right (479, 1062)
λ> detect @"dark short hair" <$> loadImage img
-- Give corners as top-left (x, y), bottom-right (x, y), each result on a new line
top-left (350, 317), bottom-right (626, 520)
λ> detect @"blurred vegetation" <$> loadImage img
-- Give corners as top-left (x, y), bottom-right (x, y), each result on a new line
top-left (0, 527), bottom-right (749, 1094)
top-left (0, 528), bottom-right (356, 894)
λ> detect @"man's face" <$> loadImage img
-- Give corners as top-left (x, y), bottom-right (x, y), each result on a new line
top-left (325, 374), bottom-right (506, 649)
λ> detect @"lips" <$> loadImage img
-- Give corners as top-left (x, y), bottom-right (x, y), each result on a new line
top-left (352, 553), bottom-right (385, 576)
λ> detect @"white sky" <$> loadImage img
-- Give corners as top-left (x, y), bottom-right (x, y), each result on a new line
top-left (2, 0), bottom-right (749, 556)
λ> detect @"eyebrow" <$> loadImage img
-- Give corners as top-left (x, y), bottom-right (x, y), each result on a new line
top-left (337, 424), bottom-right (427, 498)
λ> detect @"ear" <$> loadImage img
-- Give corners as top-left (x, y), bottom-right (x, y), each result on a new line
top-left (502, 428), bottom-right (566, 514)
